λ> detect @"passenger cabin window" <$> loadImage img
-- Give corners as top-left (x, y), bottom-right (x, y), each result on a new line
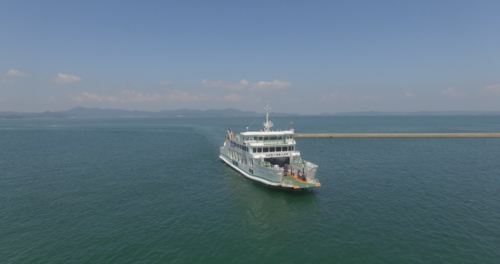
top-left (276, 147), bottom-right (281, 151)
top-left (264, 137), bottom-right (268, 140)
top-left (277, 136), bottom-right (282, 140)
top-left (258, 137), bottom-right (263, 140)
top-left (245, 137), bottom-right (249, 140)
top-left (270, 136), bottom-right (277, 140)
top-left (283, 146), bottom-right (288, 151)
top-left (263, 147), bottom-right (269, 153)
top-left (253, 148), bottom-right (256, 153)
top-left (270, 147), bottom-right (275, 152)
top-left (258, 148), bottom-right (262, 153)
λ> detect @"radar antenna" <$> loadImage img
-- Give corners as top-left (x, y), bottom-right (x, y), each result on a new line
top-left (263, 102), bottom-right (273, 132)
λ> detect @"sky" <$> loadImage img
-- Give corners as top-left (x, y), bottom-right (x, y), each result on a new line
top-left (1, 0), bottom-right (499, 114)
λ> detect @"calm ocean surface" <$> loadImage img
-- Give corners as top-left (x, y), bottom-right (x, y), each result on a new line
top-left (1, 116), bottom-right (500, 263)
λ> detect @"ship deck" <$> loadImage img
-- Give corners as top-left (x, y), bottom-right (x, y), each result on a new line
top-left (282, 175), bottom-right (320, 189)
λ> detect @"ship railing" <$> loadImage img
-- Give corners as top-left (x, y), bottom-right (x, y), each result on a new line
top-left (272, 164), bottom-right (283, 170)
top-left (308, 178), bottom-right (320, 184)
top-left (251, 139), bottom-right (294, 144)
top-left (259, 161), bottom-right (272, 168)
top-left (259, 141), bottom-right (287, 145)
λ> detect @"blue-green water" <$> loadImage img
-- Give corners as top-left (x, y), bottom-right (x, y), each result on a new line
top-left (1, 116), bottom-right (500, 263)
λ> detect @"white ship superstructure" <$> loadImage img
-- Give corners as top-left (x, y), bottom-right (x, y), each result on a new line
top-left (219, 104), bottom-right (320, 189)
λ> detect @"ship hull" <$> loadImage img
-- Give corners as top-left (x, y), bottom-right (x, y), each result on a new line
top-left (219, 154), bottom-right (282, 186)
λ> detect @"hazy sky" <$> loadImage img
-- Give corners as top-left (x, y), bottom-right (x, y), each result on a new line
top-left (1, 1), bottom-right (499, 114)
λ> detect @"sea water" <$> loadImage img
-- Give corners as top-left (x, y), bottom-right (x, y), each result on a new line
top-left (1, 116), bottom-right (500, 263)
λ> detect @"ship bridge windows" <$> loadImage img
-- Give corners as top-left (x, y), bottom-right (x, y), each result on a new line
top-left (249, 146), bottom-right (295, 154)
top-left (264, 136), bottom-right (268, 140)
top-left (280, 146), bottom-right (294, 151)
top-left (232, 142), bottom-right (249, 152)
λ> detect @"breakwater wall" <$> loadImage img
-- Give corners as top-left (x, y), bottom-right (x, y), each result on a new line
top-left (294, 133), bottom-right (500, 138)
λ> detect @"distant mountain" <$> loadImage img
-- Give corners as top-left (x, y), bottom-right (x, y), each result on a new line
top-left (2, 107), bottom-right (499, 119)
top-left (67, 107), bottom-right (262, 118)
top-left (0, 111), bottom-right (66, 119)
top-left (1, 107), bottom-right (264, 119)
top-left (321, 111), bottom-right (500, 116)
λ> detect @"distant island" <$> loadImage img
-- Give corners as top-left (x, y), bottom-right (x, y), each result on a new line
top-left (0, 107), bottom-right (298, 119)
top-left (1, 107), bottom-right (500, 119)
top-left (320, 111), bottom-right (500, 116)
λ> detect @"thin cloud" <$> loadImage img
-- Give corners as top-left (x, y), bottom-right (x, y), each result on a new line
top-left (201, 79), bottom-right (249, 90)
top-left (251, 80), bottom-right (291, 90)
top-left (72, 91), bottom-right (159, 103)
top-left (121, 91), bottom-right (163, 102)
top-left (166, 90), bottom-right (219, 102)
top-left (201, 79), bottom-right (291, 91)
top-left (482, 84), bottom-right (500, 94)
top-left (443, 88), bottom-right (467, 98)
top-left (360, 95), bottom-right (381, 102)
top-left (5, 69), bottom-right (28, 77)
top-left (320, 93), bottom-right (338, 102)
top-left (71, 90), bottom-right (219, 103)
top-left (320, 92), bottom-right (351, 102)
top-left (72, 92), bottom-right (120, 103)
top-left (225, 93), bottom-right (246, 102)
top-left (1, 79), bottom-right (15, 84)
top-left (53, 73), bottom-right (81, 84)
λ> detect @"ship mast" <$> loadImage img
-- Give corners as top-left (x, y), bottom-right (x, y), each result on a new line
top-left (263, 103), bottom-right (273, 132)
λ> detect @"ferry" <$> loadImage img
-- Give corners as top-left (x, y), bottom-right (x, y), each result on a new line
top-left (219, 104), bottom-right (320, 189)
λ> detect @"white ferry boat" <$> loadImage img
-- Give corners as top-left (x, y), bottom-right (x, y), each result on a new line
top-left (219, 104), bottom-right (320, 189)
